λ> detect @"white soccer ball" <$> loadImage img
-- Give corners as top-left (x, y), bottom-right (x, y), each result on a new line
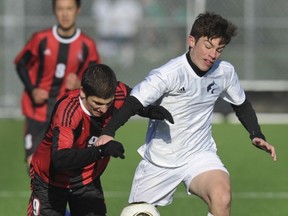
top-left (120, 203), bottom-right (160, 216)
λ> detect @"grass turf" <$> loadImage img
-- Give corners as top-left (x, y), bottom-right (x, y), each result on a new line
top-left (0, 119), bottom-right (287, 215)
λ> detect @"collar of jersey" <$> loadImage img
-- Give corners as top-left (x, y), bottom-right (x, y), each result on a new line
top-left (52, 25), bottom-right (81, 44)
top-left (186, 52), bottom-right (209, 77)
top-left (79, 96), bottom-right (91, 116)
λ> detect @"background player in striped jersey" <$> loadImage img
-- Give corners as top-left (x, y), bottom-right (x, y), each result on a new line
top-left (14, 0), bottom-right (101, 169)
top-left (96, 12), bottom-right (277, 216)
top-left (27, 63), bottom-right (173, 216)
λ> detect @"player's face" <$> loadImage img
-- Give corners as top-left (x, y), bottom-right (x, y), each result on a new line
top-left (83, 96), bottom-right (114, 117)
top-left (188, 36), bottom-right (225, 71)
top-left (54, 0), bottom-right (80, 35)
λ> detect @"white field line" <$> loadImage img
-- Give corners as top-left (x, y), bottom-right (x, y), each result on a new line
top-left (1, 191), bottom-right (288, 199)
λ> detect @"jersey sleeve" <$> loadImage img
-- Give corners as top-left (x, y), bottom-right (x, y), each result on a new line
top-left (14, 33), bottom-right (41, 94)
top-left (14, 32), bottom-right (40, 65)
top-left (131, 69), bottom-right (168, 107)
top-left (220, 64), bottom-right (246, 105)
top-left (50, 97), bottom-right (104, 171)
top-left (88, 39), bottom-right (101, 64)
top-left (51, 126), bottom-right (104, 171)
top-left (231, 99), bottom-right (266, 140)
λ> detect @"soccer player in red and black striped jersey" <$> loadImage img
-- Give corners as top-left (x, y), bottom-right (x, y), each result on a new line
top-left (27, 63), bottom-right (173, 216)
top-left (14, 0), bottom-right (101, 169)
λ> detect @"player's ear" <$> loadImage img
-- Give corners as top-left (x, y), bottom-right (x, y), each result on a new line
top-left (188, 35), bottom-right (196, 49)
top-left (80, 87), bottom-right (86, 98)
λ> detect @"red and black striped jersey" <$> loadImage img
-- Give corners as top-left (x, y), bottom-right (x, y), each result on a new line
top-left (31, 82), bottom-right (131, 188)
top-left (14, 25), bottom-right (101, 122)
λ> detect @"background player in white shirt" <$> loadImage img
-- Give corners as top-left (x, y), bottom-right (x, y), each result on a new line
top-left (96, 12), bottom-right (277, 216)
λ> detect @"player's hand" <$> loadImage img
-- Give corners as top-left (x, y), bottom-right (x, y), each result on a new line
top-left (144, 105), bottom-right (174, 124)
top-left (66, 73), bottom-right (81, 90)
top-left (252, 137), bottom-right (277, 161)
top-left (95, 135), bottom-right (114, 146)
top-left (32, 88), bottom-right (49, 105)
top-left (99, 140), bottom-right (125, 159)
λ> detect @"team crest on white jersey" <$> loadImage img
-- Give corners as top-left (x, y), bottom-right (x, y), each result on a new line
top-left (206, 81), bottom-right (219, 94)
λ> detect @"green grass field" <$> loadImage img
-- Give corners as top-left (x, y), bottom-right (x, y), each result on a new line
top-left (0, 118), bottom-right (287, 215)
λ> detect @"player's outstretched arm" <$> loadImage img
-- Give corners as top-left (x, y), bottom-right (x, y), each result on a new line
top-left (52, 140), bottom-right (125, 171)
top-left (139, 105), bottom-right (174, 124)
top-left (252, 137), bottom-right (277, 161)
top-left (231, 99), bottom-right (277, 161)
top-left (100, 96), bottom-right (144, 138)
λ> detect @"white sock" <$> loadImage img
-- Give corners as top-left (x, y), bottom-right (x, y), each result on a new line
top-left (207, 213), bottom-right (214, 216)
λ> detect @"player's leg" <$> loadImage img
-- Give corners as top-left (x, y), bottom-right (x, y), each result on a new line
top-left (184, 151), bottom-right (231, 216)
top-left (69, 177), bottom-right (107, 216)
top-left (190, 170), bottom-right (231, 216)
top-left (27, 172), bottom-right (68, 216)
top-left (24, 117), bottom-right (49, 169)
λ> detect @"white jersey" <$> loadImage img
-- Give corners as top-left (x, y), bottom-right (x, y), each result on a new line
top-left (131, 53), bottom-right (246, 168)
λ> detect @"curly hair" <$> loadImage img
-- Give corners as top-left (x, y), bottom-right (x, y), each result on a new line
top-left (190, 12), bottom-right (237, 45)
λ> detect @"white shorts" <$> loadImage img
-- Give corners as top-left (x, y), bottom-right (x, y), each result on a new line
top-left (128, 150), bottom-right (228, 206)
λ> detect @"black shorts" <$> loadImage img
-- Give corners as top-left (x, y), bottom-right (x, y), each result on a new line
top-left (24, 117), bottom-right (49, 159)
top-left (28, 174), bottom-right (107, 216)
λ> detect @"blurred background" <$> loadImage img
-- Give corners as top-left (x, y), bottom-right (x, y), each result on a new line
top-left (0, 0), bottom-right (288, 122)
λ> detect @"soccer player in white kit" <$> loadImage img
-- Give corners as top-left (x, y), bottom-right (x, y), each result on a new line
top-left (96, 12), bottom-right (277, 216)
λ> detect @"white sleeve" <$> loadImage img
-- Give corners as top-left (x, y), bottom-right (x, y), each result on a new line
top-left (220, 67), bottom-right (246, 105)
top-left (131, 69), bottom-right (168, 107)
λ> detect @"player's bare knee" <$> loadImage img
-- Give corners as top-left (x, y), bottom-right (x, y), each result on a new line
top-left (210, 188), bottom-right (231, 209)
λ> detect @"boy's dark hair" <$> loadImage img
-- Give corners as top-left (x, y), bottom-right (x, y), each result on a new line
top-left (190, 12), bottom-right (237, 45)
top-left (52, 0), bottom-right (81, 10)
top-left (81, 63), bottom-right (117, 99)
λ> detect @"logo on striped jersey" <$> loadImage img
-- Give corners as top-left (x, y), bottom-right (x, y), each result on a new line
top-left (43, 48), bottom-right (51, 56)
